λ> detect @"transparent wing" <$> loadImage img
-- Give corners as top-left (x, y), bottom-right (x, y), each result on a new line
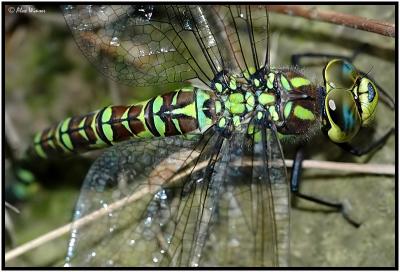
top-left (194, 119), bottom-right (290, 267)
top-left (65, 121), bottom-right (290, 267)
top-left (64, 134), bottom-right (205, 266)
top-left (62, 5), bottom-right (269, 88)
top-left (213, 5), bottom-right (271, 72)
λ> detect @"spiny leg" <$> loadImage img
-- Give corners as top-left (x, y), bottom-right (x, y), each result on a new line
top-left (290, 43), bottom-right (371, 67)
top-left (290, 147), bottom-right (361, 228)
top-left (337, 127), bottom-right (394, 156)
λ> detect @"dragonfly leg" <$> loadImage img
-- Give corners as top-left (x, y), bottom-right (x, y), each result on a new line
top-left (291, 43), bottom-right (371, 66)
top-left (290, 147), bottom-right (361, 228)
top-left (294, 192), bottom-right (361, 228)
top-left (291, 53), bottom-right (352, 67)
top-left (337, 127), bottom-right (395, 156)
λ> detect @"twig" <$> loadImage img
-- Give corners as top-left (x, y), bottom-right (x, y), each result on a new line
top-left (5, 202), bottom-right (20, 214)
top-left (266, 5), bottom-right (395, 37)
top-left (4, 160), bottom-right (395, 262)
top-left (284, 160), bottom-right (395, 175)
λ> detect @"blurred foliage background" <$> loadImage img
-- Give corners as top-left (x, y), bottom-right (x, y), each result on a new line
top-left (4, 4), bottom-right (395, 267)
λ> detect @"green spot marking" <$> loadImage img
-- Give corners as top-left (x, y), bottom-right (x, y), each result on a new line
top-left (33, 133), bottom-right (47, 158)
top-left (290, 77), bottom-right (310, 88)
top-left (254, 131), bottom-right (261, 142)
top-left (266, 73), bottom-right (275, 89)
top-left (196, 89), bottom-right (212, 130)
top-left (153, 115), bottom-right (165, 136)
top-left (284, 102), bottom-right (293, 119)
top-left (244, 67), bottom-right (256, 80)
top-left (136, 101), bottom-right (153, 138)
top-left (171, 102), bottom-right (196, 119)
top-left (233, 116), bottom-right (241, 127)
top-left (215, 100), bottom-right (222, 114)
top-left (121, 108), bottom-right (132, 135)
top-left (280, 74), bottom-right (292, 91)
top-left (101, 107), bottom-right (114, 142)
top-left (215, 83), bottom-right (223, 93)
top-left (294, 105), bottom-right (315, 120)
top-left (247, 124), bottom-right (255, 134)
top-left (153, 96), bottom-right (166, 136)
top-left (253, 78), bottom-right (260, 87)
top-left (60, 118), bottom-right (73, 151)
top-left (269, 106), bottom-right (279, 121)
top-left (245, 92), bottom-right (255, 108)
top-left (153, 96), bottom-right (163, 114)
top-left (230, 104), bottom-right (246, 115)
top-left (257, 111), bottom-right (263, 120)
top-left (78, 118), bottom-right (89, 141)
top-left (172, 118), bottom-right (183, 134)
top-left (102, 124), bottom-right (114, 142)
top-left (218, 117), bottom-right (226, 128)
top-left (46, 130), bottom-right (56, 150)
top-left (258, 93), bottom-right (275, 106)
top-left (228, 93), bottom-right (244, 104)
top-left (229, 77), bottom-right (237, 90)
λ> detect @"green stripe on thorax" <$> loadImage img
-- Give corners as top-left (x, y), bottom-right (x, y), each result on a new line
top-left (293, 105), bottom-right (315, 120)
top-left (195, 88), bottom-right (213, 131)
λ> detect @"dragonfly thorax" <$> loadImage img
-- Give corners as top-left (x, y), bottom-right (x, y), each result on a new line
top-left (212, 68), bottom-right (321, 138)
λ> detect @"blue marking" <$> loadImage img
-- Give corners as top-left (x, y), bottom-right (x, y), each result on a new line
top-left (342, 61), bottom-right (354, 76)
top-left (368, 83), bottom-right (375, 102)
top-left (342, 104), bottom-right (354, 132)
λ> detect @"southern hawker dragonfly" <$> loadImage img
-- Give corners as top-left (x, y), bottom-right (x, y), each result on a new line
top-left (5, 4), bottom-right (395, 267)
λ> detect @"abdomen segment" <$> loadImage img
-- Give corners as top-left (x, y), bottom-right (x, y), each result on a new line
top-left (33, 88), bottom-right (219, 158)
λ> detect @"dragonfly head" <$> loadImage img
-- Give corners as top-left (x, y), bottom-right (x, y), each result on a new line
top-left (321, 59), bottom-right (379, 143)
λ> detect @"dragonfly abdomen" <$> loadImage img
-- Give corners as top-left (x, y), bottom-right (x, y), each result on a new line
top-left (33, 88), bottom-right (219, 158)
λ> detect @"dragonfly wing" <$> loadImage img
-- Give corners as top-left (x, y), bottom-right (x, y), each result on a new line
top-left (197, 121), bottom-right (290, 267)
top-left (62, 5), bottom-right (199, 87)
top-left (157, 124), bottom-right (290, 266)
top-left (213, 5), bottom-right (271, 72)
top-left (62, 5), bottom-right (264, 89)
top-left (64, 133), bottom-right (208, 266)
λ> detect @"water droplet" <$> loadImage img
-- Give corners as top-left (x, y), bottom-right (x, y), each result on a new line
top-left (64, 5), bottom-right (73, 12)
top-left (228, 238), bottom-right (240, 247)
top-left (155, 189), bottom-right (167, 200)
top-left (144, 216), bottom-right (152, 225)
top-left (106, 259), bottom-right (114, 266)
top-left (129, 239), bottom-right (136, 245)
top-left (110, 37), bottom-right (120, 47)
top-left (91, 251), bottom-right (96, 257)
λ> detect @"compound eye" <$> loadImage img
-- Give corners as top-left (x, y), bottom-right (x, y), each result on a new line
top-left (357, 77), bottom-right (379, 125)
top-left (325, 89), bottom-right (361, 143)
top-left (324, 59), bottom-right (358, 93)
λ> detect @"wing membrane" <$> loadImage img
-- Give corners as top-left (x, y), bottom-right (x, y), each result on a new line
top-left (62, 5), bottom-right (269, 88)
top-left (65, 134), bottom-right (205, 266)
top-left (65, 122), bottom-right (289, 267)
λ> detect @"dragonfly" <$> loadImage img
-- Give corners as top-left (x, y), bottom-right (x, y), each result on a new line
top-left (27, 5), bottom-right (394, 267)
